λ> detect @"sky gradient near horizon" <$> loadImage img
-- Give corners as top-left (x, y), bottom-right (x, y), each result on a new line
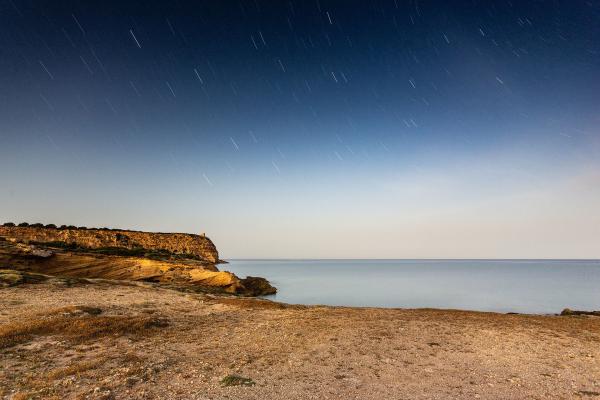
top-left (1, 0), bottom-right (599, 258)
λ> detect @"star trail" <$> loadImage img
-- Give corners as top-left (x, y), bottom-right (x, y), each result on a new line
top-left (1, 0), bottom-right (599, 258)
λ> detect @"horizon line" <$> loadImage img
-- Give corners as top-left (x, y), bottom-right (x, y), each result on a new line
top-left (223, 258), bottom-right (600, 262)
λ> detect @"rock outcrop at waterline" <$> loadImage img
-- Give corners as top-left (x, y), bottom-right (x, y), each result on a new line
top-left (0, 226), bottom-right (220, 263)
top-left (0, 226), bottom-right (275, 296)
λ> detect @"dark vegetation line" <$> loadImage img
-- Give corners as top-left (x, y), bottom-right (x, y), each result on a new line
top-left (2, 222), bottom-right (140, 232)
top-left (26, 240), bottom-right (203, 261)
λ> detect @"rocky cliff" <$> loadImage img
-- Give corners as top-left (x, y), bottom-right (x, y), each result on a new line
top-left (0, 237), bottom-right (275, 296)
top-left (0, 226), bottom-right (219, 263)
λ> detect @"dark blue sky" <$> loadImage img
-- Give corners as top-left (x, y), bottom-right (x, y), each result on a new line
top-left (1, 1), bottom-right (599, 258)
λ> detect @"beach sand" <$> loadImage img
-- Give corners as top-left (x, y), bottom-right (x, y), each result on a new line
top-left (1, 280), bottom-right (599, 399)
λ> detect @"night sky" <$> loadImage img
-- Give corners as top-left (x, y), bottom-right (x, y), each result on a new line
top-left (1, 1), bottom-right (599, 258)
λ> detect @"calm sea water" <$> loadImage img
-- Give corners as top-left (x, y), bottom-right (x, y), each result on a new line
top-left (223, 259), bottom-right (600, 314)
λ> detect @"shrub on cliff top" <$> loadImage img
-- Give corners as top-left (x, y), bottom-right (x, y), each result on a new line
top-left (45, 224), bottom-right (57, 229)
top-left (17, 223), bottom-right (29, 227)
top-left (57, 225), bottom-right (78, 230)
top-left (2, 222), bottom-right (15, 227)
top-left (30, 223), bottom-right (44, 228)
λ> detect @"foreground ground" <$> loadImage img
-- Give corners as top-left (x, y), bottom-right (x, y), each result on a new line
top-left (1, 279), bottom-right (599, 399)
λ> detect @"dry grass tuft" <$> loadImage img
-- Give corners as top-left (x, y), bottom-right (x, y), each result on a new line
top-left (10, 392), bottom-right (53, 400)
top-left (0, 307), bottom-right (168, 349)
top-left (43, 305), bottom-right (103, 317)
top-left (13, 351), bottom-right (148, 397)
top-left (46, 357), bottom-right (108, 380)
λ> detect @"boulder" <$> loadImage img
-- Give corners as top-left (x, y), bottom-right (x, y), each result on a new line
top-left (560, 308), bottom-right (600, 317)
top-left (240, 276), bottom-right (277, 296)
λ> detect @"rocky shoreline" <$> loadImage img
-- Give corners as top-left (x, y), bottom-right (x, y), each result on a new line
top-left (0, 225), bottom-right (276, 297)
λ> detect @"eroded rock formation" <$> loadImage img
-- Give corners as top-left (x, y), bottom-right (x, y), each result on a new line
top-left (0, 227), bottom-right (275, 296)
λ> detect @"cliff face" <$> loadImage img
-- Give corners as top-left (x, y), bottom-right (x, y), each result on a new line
top-left (0, 226), bottom-right (219, 263)
top-left (0, 237), bottom-right (276, 296)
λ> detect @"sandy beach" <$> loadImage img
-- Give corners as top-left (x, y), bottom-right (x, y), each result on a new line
top-left (1, 278), bottom-right (599, 400)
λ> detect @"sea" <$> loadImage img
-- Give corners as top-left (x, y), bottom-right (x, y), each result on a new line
top-left (223, 259), bottom-right (600, 314)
